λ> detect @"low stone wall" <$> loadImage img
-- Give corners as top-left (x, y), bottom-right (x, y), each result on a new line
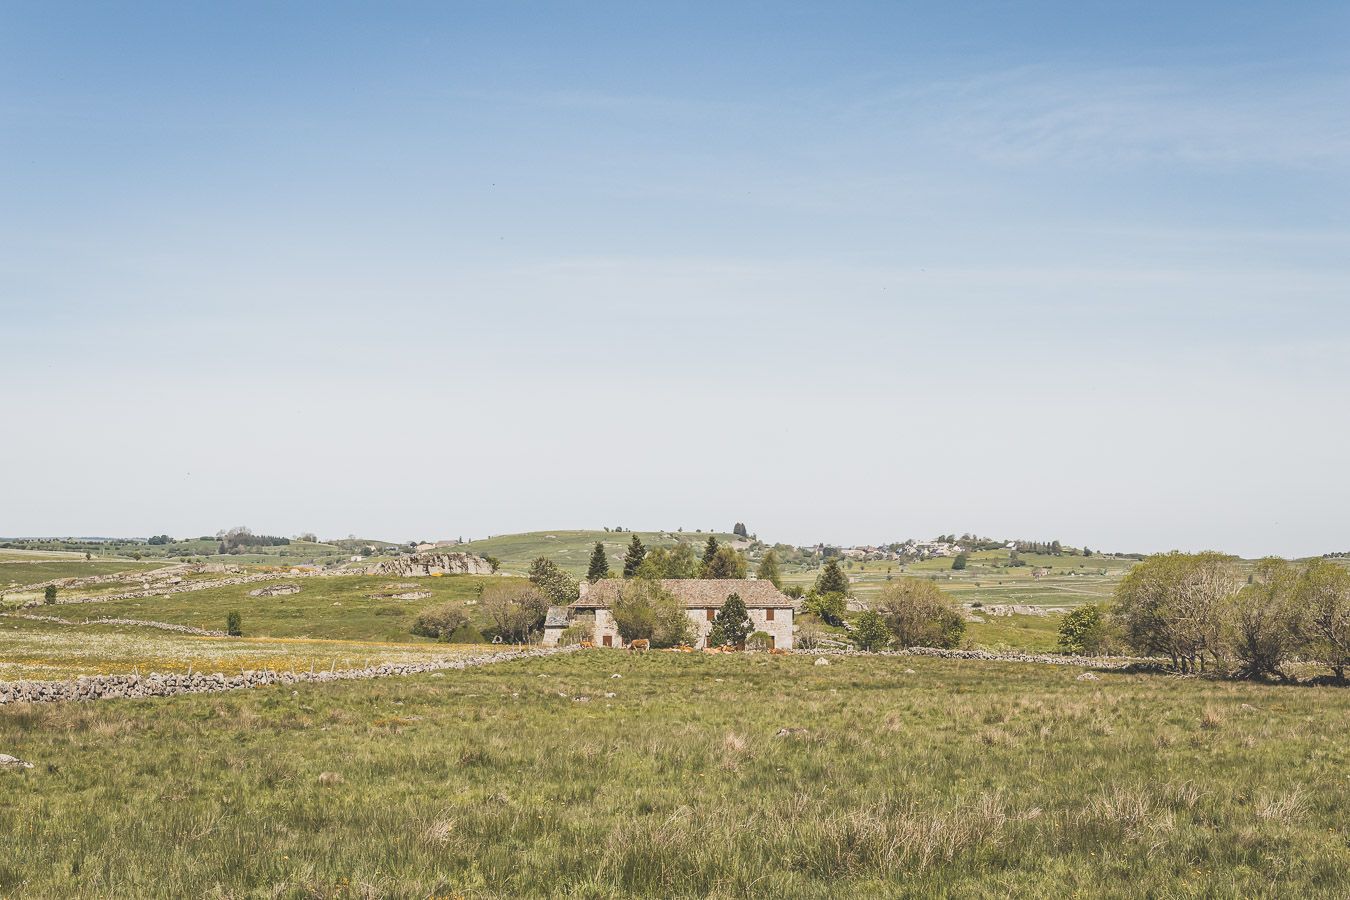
top-left (0, 647), bottom-right (567, 705)
top-left (0, 612), bottom-right (227, 637)
top-left (800, 646), bottom-right (1163, 669)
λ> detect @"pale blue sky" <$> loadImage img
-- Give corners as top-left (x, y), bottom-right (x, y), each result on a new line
top-left (2, 2), bottom-right (1348, 556)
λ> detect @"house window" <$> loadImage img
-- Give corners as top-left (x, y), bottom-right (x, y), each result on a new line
top-left (707, 608), bottom-right (715, 621)
top-left (765, 608), bottom-right (774, 621)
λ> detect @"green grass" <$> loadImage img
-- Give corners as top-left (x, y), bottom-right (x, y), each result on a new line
top-left (1, 652), bottom-right (1346, 897)
top-left (52, 574), bottom-right (518, 643)
top-left (0, 558), bottom-right (166, 588)
top-left (457, 529), bottom-right (744, 575)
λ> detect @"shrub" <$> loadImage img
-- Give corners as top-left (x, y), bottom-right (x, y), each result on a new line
top-left (952, 553), bottom-right (968, 571)
top-left (852, 610), bottom-right (892, 651)
top-left (528, 557), bottom-right (579, 605)
top-left (411, 603), bottom-right (470, 641)
top-left (446, 623), bottom-right (486, 644)
top-left (1114, 552), bottom-right (1240, 673)
top-left (613, 578), bottom-right (696, 648)
top-left (44, 585), bottom-right (57, 605)
top-left (558, 621), bottom-right (593, 647)
top-left (480, 584), bottom-right (549, 643)
top-left (1293, 559), bottom-right (1350, 683)
top-left (875, 578), bottom-right (965, 649)
top-left (1222, 558), bottom-right (1301, 679)
top-left (782, 584), bottom-right (805, 600)
top-left (795, 616), bottom-right (826, 650)
top-left (746, 631), bottom-right (774, 651)
top-left (1057, 604), bottom-right (1108, 655)
top-left (804, 590), bottom-right (846, 626)
top-left (226, 611), bottom-right (242, 636)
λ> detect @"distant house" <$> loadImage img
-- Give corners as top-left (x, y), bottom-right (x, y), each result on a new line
top-left (544, 579), bottom-right (797, 649)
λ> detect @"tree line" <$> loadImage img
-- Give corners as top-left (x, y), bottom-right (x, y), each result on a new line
top-left (587, 536), bottom-right (782, 587)
top-left (1058, 552), bottom-right (1350, 683)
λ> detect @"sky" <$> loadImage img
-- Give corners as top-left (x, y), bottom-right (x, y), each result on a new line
top-left (2, 2), bottom-right (1348, 557)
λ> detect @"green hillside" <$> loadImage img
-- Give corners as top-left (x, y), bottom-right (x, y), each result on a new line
top-left (457, 529), bottom-right (746, 575)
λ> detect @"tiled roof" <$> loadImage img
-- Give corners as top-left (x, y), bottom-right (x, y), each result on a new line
top-left (571, 579), bottom-right (795, 609)
top-left (543, 606), bottom-right (570, 628)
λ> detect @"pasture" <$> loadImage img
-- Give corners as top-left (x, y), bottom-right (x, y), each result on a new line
top-left (1, 651), bottom-right (1346, 897)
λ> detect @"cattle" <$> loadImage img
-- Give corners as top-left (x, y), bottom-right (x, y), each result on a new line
top-left (629, 638), bottom-right (650, 653)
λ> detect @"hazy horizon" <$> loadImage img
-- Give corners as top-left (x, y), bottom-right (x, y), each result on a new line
top-left (4, 3), bottom-right (1348, 560)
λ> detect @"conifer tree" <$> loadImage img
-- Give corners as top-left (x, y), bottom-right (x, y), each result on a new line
top-left (707, 593), bottom-right (753, 648)
top-left (702, 535), bottom-right (719, 571)
top-left (622, 533), bottom-right (647, 578)
top-left (756, 549), bottom-right (782, 588)
top-left (587, 541), bottom-right (610, 582)
top-left (814, 557), bottom-right (849, 596)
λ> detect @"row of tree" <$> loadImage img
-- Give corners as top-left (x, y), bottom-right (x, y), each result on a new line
top-left (587, 536), bottom-right (782, 587)
top-left (1061, 553), bottom-right (1350, 682)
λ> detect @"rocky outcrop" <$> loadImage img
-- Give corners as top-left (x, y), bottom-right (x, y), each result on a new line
top-left (0, 648), bottom-right (569, 705)
top-left (364, 553), bottom-right (494, 577)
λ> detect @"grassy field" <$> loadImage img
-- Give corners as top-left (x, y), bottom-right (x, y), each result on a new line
top-left (0, 618), bottom-right (503, 681)
top-left (1, 651), bottom-right (1346, 897)
top-left (783, 549), bottom-right (1138, 609)
top-left (456, 530), bottom-right (743, 576)
top-left (0, 558), bottom-right (166, 588)
top-left (19, 574), bottom-right (519, 643)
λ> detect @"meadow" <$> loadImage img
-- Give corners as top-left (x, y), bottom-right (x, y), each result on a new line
top-left (1, 651), bottom-right (1346, 898)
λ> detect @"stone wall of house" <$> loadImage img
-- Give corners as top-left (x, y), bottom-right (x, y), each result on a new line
top-left (585, 606), bottom-right (795, 649)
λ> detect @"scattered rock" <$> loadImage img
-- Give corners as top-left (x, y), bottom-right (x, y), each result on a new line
top-left (1076, 672), bottom-right (1100, 681)
top-left (904, 668), bottom-right (916, 674)
top-left (317, 771), bottom-right (344, 786)
top-left (775, 727), bottom-right (810, 738)
top-left (610, 673), bottom-right (621, 679)
top-left (0, 754), bottom-right (33, 770)
top-left (604, 692), bottom-right (616, 698)
top-left (249, 584), bottom-right (301, 598)
top-left (814, 658), bottom-right (830, 667)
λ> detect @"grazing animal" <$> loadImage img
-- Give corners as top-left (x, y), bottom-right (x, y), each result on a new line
top-left (579, 640), bottom-right (594, 649)
top-left (630, 639), bottom-right (650, 652)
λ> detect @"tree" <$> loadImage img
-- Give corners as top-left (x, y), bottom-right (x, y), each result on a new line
top-left (707, 593), bottom-right (753, 648)
top-left (756, 549), bottom-right (782, 588)
top-left (803, 589), bottom-right (846, 626)
top-left (483, 555), bottom-right (501, 573)
top-left (622, 534), bottom-right (647, 578)
top-left (1057, 604), bottom-right (1108, 655)
top-left (814, 558), bottom-right (849, 596)
top-left (852, 610), bottom-right (892, 651)
top-left (528, 557), bottom-right (579, 605)
top-left (1294, 559), bottom-right (1350, 683)
top-left (587, 542), bottom-right (611, 582)
top-left (701, 536), bottom-right (720, 571)
top-left (703, 545), bottom-right (747, 579)
top-left (480, 583), bottom-right (549, 643)
top-left (665, 542), bottom-right (698, 579)
top-left (226, 611), bottom-right (242, 636)
top-left (1113, 552), bottom-right (1239, 673)
top-left (612, 578), bottom-right (696, 648)
top-left (733, 522), bottom-right (748, 538)
top-left (875, 578), bottom-right (965, 649)
top-left (411, 603), bottom-right (470, 641)
top-left (952, 553), bottom-right (968, 571)
top-left (1222, 558), bottom-right (1300, 680)
top-left (44, 585), bottom-right (57, 605)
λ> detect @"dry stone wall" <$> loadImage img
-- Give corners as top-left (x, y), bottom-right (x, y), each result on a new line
top-left (0, 647), bottom-right (567, 705)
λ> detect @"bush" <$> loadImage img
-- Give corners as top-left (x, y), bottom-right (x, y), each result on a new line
top-left (804, 590), bottom-right (846, 626)
top-left (851, 610), bottom-right (892, 651)
top-left (1222, 558), bottom-right (1300, 679)
top-left (558, 621), bottom-right (593, 647)
top-left (746, 631), bottom-right (774, 651)
top-left (875, 579), bottom-right (965, 649)
top-left (782, 585), bottom-right (805, 599)
top-left (44, 585), bottom-right (57, 605)
top-left (226, 611), bottom-right (242, 636)
top-left (480, 584), bottom-right (549, 643)
top-left (1057, 604), bottom-right (1108, 655)
top-left (613, 578), bottom-right (696, 648)
top-left (446, 623), bottom-right (486, 644)
top-left (795, 616), bottom-right (826, 650)
top-left (411, 603), bottom-right (470, 641)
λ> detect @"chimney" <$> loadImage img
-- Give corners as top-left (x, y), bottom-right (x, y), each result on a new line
top-left (578, 580), bottom-right (589, 598)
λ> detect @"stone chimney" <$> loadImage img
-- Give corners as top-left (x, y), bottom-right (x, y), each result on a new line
top-left (578, 580), bottom-right (589, 598)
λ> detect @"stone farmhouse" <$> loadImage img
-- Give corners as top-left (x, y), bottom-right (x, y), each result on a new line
top-left (542, 579), bottom-right (797, 649)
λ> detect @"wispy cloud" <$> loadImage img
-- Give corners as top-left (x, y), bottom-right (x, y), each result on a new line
top-left (874, 65), bottom-right (1350, 168)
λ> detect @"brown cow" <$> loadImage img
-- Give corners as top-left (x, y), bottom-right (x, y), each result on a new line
top-left (629, 638), bottom-right (650, 653)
